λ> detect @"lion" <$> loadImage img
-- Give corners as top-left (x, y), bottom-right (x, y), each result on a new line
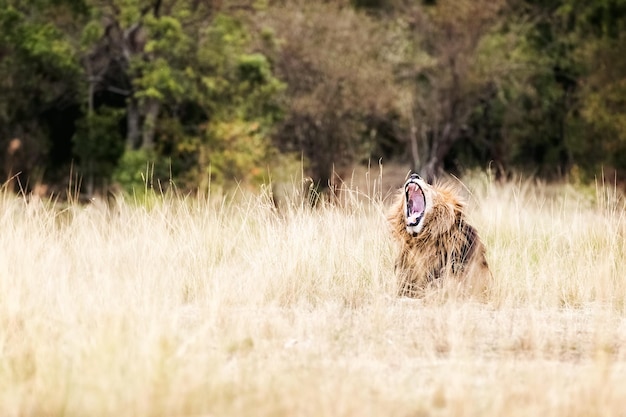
top-left (388, 173), bottom-right (491, 298)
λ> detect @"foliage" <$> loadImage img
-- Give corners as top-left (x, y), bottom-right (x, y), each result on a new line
top-left (565, 0), bottom-right (626, 177)
top-left (0, 0), bottom-right (84, 188)
top-left (253, 1), bottom-right (400, 187)
top-left (73, 106), bottom-right (125, 191)
top-left (2, 0), bottom-right (626, 194)
top-left (160, 13), bottom-right (286, 189)
top-left (76, 4), bottom-right (284, 191)
top-left (113, 148), bottom-right (171, 193)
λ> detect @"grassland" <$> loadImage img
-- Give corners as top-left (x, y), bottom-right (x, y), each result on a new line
top-left (1, 171), bottom-right (625, 417)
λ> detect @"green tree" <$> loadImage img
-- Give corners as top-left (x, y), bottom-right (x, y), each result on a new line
top-left (390, 0), bottom-right (514, 179)
top-left (79, 1), bottom-right (284, 191)
top-left (73, 106), bottom-right (125, 193)
top-left (0, 0), bottom-right (85, 189)
top-left (482, 0), bottom-right (626, 179)
top-left (256, 1), bottom-right (399, 189)
top-left (562, 0), bottom-right (626, 177)
top-left (167, 14), bottom-right (285, 189)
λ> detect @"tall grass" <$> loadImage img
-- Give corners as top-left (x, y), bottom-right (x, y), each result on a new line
top-left (1, 172), bottom-right (625, 417)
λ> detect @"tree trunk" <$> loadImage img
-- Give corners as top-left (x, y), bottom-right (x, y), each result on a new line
top-left (141, 99), bottom-right (160, 150)
top-left (409, 121), bottom-right (419, 172)
top-left (421, 122), bottom-right (459, 181)
top-left (127, 98), bottom-right (141, 149)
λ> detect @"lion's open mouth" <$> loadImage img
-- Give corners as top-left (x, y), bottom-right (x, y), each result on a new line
top-left (405, 181), bottom-right (425, 227)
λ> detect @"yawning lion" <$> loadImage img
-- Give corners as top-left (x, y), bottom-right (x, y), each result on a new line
top-left (388, 173), bottom-right (491, 298)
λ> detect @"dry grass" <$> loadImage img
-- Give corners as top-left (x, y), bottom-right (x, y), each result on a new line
top-left (1, 171), bottom-right (626, 417)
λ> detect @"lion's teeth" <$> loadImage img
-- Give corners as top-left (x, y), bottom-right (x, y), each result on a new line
top-left (407, 214), bottom-right (421, 225)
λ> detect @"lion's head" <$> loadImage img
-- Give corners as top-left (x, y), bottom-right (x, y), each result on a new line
top-left (391, 172), bottom-right (465, 241)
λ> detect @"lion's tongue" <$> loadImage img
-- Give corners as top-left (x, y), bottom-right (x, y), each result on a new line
top-left (408, 185), bottom-right (424, 215)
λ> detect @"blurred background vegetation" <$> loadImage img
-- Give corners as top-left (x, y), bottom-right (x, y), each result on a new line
top-left (1, 0), bottom-right (625, 196)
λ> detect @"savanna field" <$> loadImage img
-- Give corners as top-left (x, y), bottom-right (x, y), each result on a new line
top-left (1, 170), bottom-right (626, 417)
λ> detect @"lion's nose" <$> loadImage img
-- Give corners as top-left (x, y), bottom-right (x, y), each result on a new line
top-left (410, 173), bottom-right (421, 180)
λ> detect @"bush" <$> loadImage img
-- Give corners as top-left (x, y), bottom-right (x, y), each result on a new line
top-left (113, 149), bottom-right (172, 194)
